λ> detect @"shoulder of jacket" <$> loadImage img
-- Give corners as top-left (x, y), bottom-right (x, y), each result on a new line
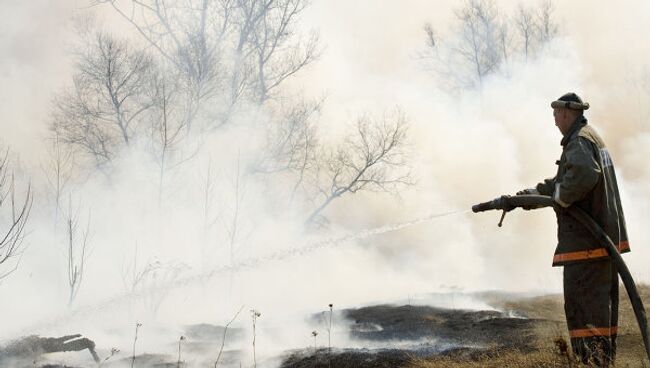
top-left (564, 130), bottom-right (596, 154)
top-left (577, 124), bottom-right (605, 148)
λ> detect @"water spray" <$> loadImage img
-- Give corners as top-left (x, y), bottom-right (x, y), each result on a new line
top-left (16, 209), bottom-right (468, 335)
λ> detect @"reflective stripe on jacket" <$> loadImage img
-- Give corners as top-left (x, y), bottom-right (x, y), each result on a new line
top-left (535, 117), bottom-right (630, 266)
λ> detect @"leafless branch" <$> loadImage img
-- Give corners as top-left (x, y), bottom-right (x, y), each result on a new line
top-left (0, 149), bottom-right (33, 280)
top-left (41, 133), bottom-right (76, 222)
top-left (422, 0), bottom-right (559, 90)
top-left (145, 67), bottom-right (190, 203)
top-left (51, 30), bottom-right (155, 167)
top-left (64, 197), bottom-right (92, 306)
top-left (218, 152), bottom-right (247, 267)
top-left (121, 250), bottom-right (189, 316)
top-left (514, 4), bottom-right (536, 62)
top-left (99, 0), bottom-right (319, 129)
top-left (535, 0), bottom-right (558, 44)
top-left (305, 111), bottom-right (413, 225)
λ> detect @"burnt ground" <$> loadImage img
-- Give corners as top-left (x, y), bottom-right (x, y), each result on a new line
top-left (6, 286), bottom-right (649, 367)
top-left (282, 286), bottom-right (650, 368)
top-left (281, 304), bottom-right (559, 368)
top-left (346, 305), bottom-right (541, 346)
top-left (1, 303), bottom-right (556, 368)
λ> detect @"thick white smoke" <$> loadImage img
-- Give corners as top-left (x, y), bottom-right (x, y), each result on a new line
top-left (1, 1), bottom-right (650, 367)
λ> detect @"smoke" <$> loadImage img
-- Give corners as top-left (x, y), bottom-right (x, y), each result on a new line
top-left (2, 0), bottom-right (650, 367)
top-left (292, 0), bottom-right (650, 292)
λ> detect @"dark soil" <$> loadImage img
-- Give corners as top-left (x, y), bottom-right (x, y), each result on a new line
top-left (3, 301), bottom-right (564, 367)
top-left (345, 304), bottom-right (541, 347)
top-left (281, 304), bottom-right (555, 368)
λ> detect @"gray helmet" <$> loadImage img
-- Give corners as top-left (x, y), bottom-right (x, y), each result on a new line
top-left (551, 92), bottom-right (590, 110)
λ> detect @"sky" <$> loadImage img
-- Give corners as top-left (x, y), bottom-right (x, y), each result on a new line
top-left (1, 0), bottom-right (650, 366)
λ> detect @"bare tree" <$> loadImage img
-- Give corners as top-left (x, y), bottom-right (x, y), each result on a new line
top-left (97, 0), bottom-right (319, 129)
top-left (52, 30), bottom-right (155, 167)
top-left (535, 0), bottom-right (559, 44)
top-left (514, 4), bottom-right (536, 62)
top-left (249, 0), bottom-right (320, 103)
top-left (121, 250), bottom-right (189, 316)
top-left (220, 152), bottom-right (247, 268)
top-left (514, 1), bottom-right (558, 60)
top-left (140, 261), bottom-right (189, 316)
top-left (515, 4), bottom-right (537, 61)
top-left (422, 0), bottom-right (559, 90)
top-left (453, 0), bottom-right (502, 88)
top-left (41, 133), bottom-right (75, 222)
top-left (146, 69), bottom-right (191, 202)
top-left (97, 0), bottom-right (220, 106)
top-left (0, 149), bottom-right (33, 280)
top-left (122, 244), bottom-right (159, 294)
top-left (200, 157), bottom-right (219, 240)
top-left (305, 111), bottom-right (412, 225)
top-left (254, 98), bottom-right (321, 202)
top-left (64, 198), bottom-right (92, 305)
top-left (497, 20), bottom-right (512, 68)
top-left (422, 0), bottom-right (503, 90)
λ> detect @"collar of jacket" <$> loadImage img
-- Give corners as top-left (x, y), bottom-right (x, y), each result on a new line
top-left (560, 116), bottom-right (588, 146)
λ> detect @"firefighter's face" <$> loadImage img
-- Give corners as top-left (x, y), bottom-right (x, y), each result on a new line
top-left (553, 107), bottom-right (573, 135)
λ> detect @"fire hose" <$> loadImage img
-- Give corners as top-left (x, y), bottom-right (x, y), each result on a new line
top-left (472, 194), bottom-right (650, 362)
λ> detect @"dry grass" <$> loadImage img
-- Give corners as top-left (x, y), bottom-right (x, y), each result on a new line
top-left (408, 284), bottom-right (650, 368)
top-left (409, 348), bottom-right (568, 368)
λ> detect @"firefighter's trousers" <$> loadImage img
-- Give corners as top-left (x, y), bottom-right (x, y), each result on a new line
top-left (564, 259), bottom-right (618, 366)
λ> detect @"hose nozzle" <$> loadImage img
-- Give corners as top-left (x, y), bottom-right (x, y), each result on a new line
top-left (472, 196), bottom-right (510, 213)
top-left (472, 194), bottom-right (555, 213)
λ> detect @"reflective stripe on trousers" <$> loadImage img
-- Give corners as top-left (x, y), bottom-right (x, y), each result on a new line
top-left (569, 326), bottom-right (618, 338)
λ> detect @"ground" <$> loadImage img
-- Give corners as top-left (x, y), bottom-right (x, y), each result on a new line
top-left (3, 285), bottom-right (649, 367)
top-left (281, 284), bottom-right (650, 368)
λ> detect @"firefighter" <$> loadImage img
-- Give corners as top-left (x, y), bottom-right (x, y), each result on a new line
top-left (518, 92), bottom-right (629, 366)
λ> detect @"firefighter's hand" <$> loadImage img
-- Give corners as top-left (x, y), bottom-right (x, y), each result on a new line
top-left (516, 188), bottom-right (539, 196)
top-left (515, 188), bottom-right (539, 210)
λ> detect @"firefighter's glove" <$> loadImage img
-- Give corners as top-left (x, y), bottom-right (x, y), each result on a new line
top-left (516, 188), bottom-right (539, 210)
top-left (516, 188), bottom-right (539, 196)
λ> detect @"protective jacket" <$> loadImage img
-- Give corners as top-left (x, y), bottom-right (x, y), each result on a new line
top-left (535, 116), bottom-right (629, 266)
